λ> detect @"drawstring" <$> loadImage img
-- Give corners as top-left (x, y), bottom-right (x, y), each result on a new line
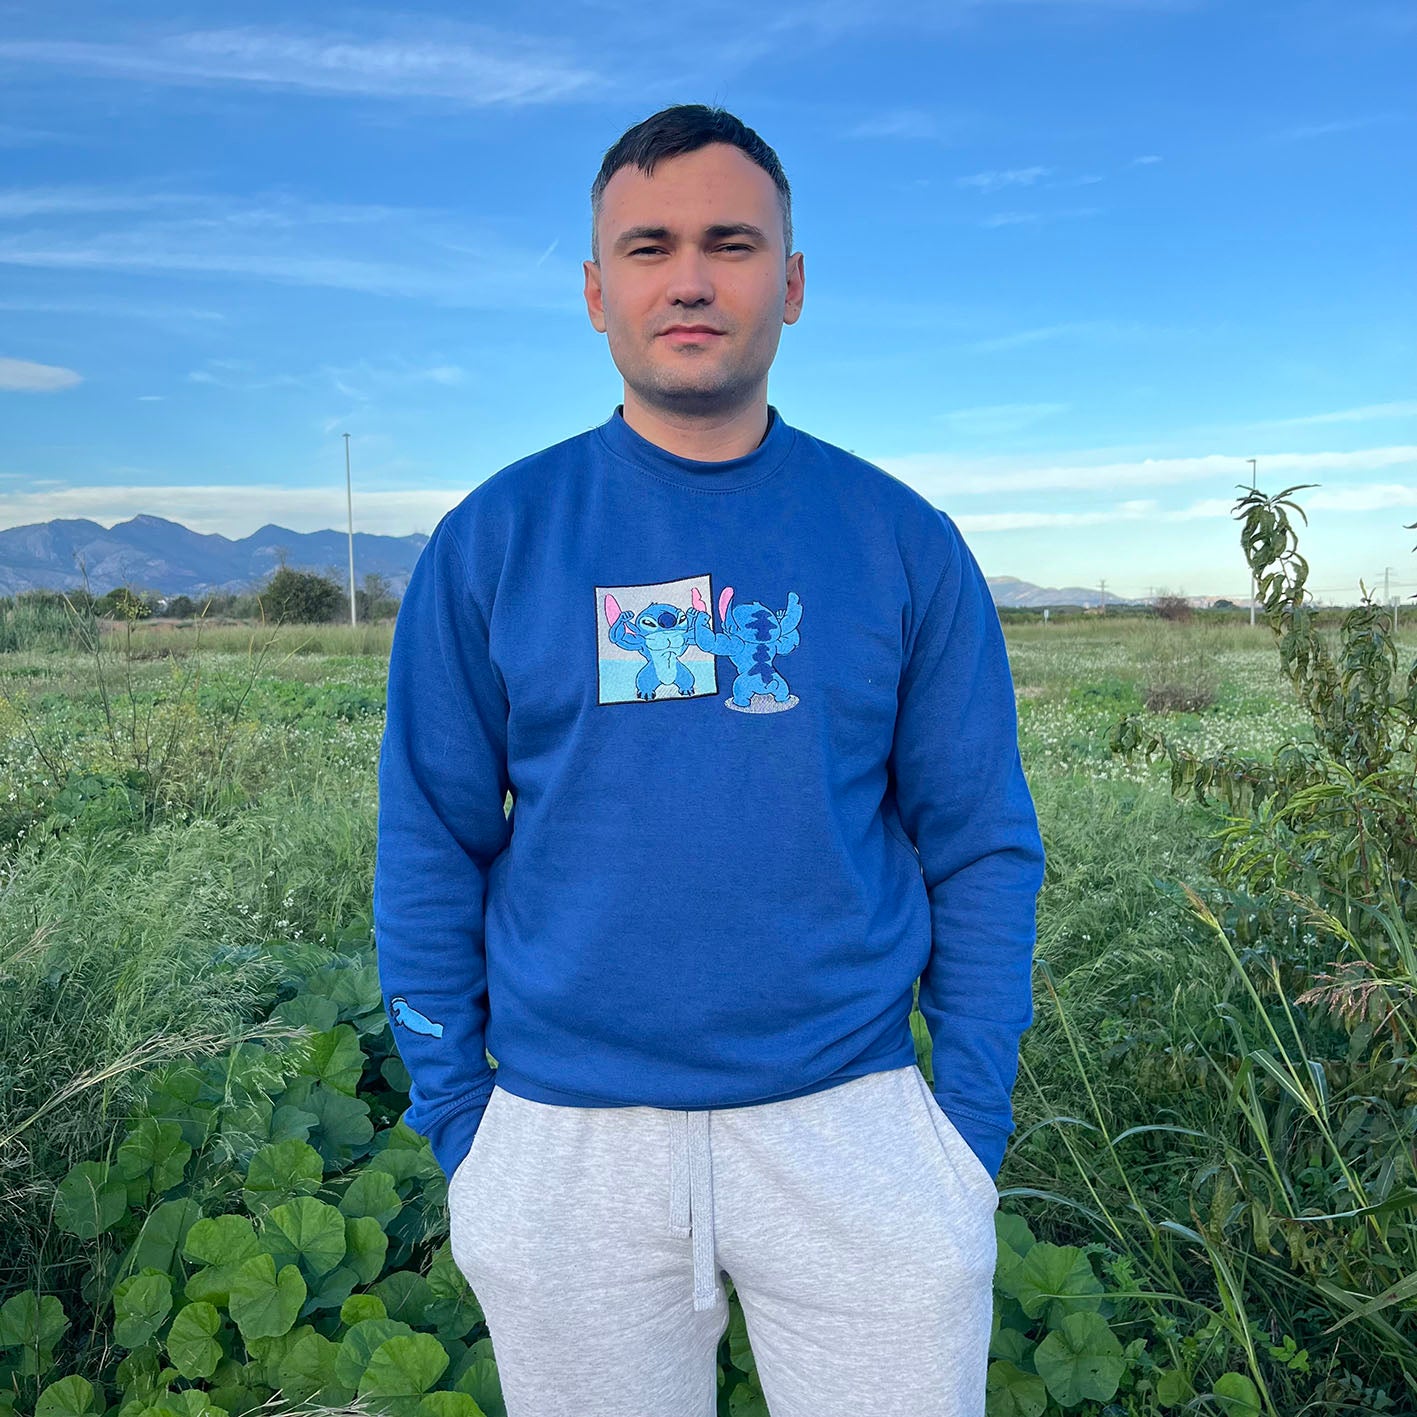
top-left (667, 1110), bottom-right (719, 1310)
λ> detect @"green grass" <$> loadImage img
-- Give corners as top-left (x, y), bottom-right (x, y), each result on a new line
top-left (0, 612), bottom-right (1411, 1414)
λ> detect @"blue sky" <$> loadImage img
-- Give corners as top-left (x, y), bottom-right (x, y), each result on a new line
top-left (1, 0), bottom-right (1413, 603)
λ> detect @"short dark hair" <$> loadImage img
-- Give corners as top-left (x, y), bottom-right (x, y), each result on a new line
top-left (589, 104), bottom-right (792, 262)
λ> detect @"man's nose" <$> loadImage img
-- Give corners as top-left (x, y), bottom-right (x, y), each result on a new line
top-left (664, 249), bottom-right (714, 307)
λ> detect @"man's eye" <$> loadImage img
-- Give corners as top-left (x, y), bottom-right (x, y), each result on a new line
top-left (718, 244), bottom-right (752, 253)
top-left (629, 247), bottom-right (664, 256)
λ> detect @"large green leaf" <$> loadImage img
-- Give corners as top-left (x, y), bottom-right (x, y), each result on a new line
top-left (34, 1375), bottom-right (99, 1416)
top-left (273, 1327), bottom-right (339, 1403)
top-left (424, 1242), bottom-right (482, 1341)
top-left (1000, 1243), bottom-right (1104, 1327)
top-left (0, 1292), bottom-right (68, 1353)
top-left (113, 1271), bottom-right (173, 1349)
top-left (298, 1025), bottom-right (365, 1096)
top-left (121, 1199), bottom-right (203, 1282)
top-left (166, 1302), bottom-right (223, 1380)
top-left (53, 1161), bottom-right (127, 1240)
top-left (339, 1169), bottom-right (403, 1227)
top-left (985, 1359), bottom-right (1047, 1417)
top-left (262, 1196), bottom-right (347, 1278)
top-left (421, 1394), bottom-right (487, 1417)
top-left (184, 1215), bottom-right (261, 1268)
top-left (270, 995), bottom-right (339, 1034)
top-left (453, 1354), bottom-right (504, 1417)
top-left (182, 1216), bottom-right (258, 1309)
top-left (1213, 1372), bottom-right (1262, 1415)
top-left (304, 1084), bottom-right (375, 1169)
top-left (373, 1271), bottom-right (436, 1328)
top-left (227, 1255), bottom-right (306, 1342)
top-left (242, 1138), bottom-right (324, 1216)
top-left (341, 1294), bottom-right (388, 1326)
top-left (344, 1215), bottom-right (389, 1285)
top-left (307, 959), bottom-right (382, 1022)
top-left (116, 1118), bottom-right (193, 1196)
top-left (358, 1333), bottom-right (451, 1417)
top-left (1033, 1311), bottom-right (1125, 1407)
top-left (334, 1318), bottom-right (415, 1388)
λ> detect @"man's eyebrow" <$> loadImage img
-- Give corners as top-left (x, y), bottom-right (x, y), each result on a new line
top-left (612, 222), bottom-right (769, 249)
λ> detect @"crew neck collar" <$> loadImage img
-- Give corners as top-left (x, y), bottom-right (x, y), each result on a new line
top-left (595, 403), bottom-right (796, 492)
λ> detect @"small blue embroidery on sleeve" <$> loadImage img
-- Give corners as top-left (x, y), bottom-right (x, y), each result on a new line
top-left (390, 996), bottom-right (445, 1038)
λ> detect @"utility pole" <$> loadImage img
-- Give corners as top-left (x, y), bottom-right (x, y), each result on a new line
top-left (1385, 566), bottom-right (1395, 634)
top-left (1099, 579), bottom-right (1107, 615)
top-left (343, 433), bottom-right (357, 628)
top-left (1247, 458), bottom-right (1258, 627)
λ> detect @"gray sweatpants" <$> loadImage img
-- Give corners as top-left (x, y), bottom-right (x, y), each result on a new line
top-left (447, 1063), bottom-right (998, 1417)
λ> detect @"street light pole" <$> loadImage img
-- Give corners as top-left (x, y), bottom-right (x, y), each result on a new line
top-left (1247, 458), bottom-right (1258, 627)
top-left (343, 433), bottom-right (357, 628)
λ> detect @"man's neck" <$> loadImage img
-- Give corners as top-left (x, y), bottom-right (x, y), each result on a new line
top-left (621, 390), bottom-right (770, 462)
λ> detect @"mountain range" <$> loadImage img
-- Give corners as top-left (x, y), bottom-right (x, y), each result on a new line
top-left (0, 514), bottom-right (1129, 608)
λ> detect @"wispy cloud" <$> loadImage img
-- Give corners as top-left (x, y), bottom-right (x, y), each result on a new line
top-left (1266, 114), bottom-right (1401, 142)
top-left (956, 166), bottom-right (1052, 193)
top-left (953, 481), bottom-right (1417, 533)
top-left (876, 443), bottom-right (1417, 501)
top-left (184, 356), bottom-right (467, 399)
top-left (936, 402), bottom-right (1070, 437)
top-left (1253, 400), bottom-right (1417, 428)
top-left (979, 206), bottom-right (1102, 228)
top-left (0, 123), bottom-right (73, 148)
top-left (0, 357), bottom-right (82, 393)
top-left (844, 108), bottom-right (976, 142)
top-left (0, 294), bottom-right (226, 323)
top-left (0, 26), bottom-right (602, 106)
top-left (0, 186), bottom-right (576, 309)
top-left (0, 482), bottom-right (465, 539)
top-left (968, 318), bottom-right (1161, 351)
top-left (1129, 154), bottom-right (1163, 165)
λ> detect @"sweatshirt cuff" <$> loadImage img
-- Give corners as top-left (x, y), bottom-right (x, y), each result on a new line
top-left (936, 1096), bottom-right (1010, 1180)
top-left (423, 1090), bottom-right (494, 1183)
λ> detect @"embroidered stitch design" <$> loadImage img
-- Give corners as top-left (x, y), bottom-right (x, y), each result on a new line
top-left (389, 997), bottom-right (445, 1038)
top-left (597, 574), bottom-right (802, 713)
top-left (597, 575), bottom-right (719, 704)
top-left (692, 585), bottom-right (801, 713)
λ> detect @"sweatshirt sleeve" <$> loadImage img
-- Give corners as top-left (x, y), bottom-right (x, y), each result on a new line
top-left (889, 512), bottom-right (1045, 1180)
top-left (373, 512), bottom-right (513, 1182)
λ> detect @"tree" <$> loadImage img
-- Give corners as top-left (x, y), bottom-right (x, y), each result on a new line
top-left (355, 571), bottom-right (400, 622)
top-left (1153, 593), bottom-right (1192, 623)
top-left (257, 566), bottom-right (344, 624)
top-left (95, 587), bottom-right (154, 621)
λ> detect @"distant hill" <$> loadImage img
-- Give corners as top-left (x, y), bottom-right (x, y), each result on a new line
top-left (986, 575), bottom-right (1138, 609)
top-left (0, 515), bottom-right (429, 597)
top-left (0, 514), bottom-right (1134, 608)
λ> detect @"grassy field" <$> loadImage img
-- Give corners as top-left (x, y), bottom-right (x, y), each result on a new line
top-left (0, 610), bottom-right (1411, 1416)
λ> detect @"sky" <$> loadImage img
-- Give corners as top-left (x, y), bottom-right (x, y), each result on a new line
top-left (1, 0), bottom-right (1413, 604)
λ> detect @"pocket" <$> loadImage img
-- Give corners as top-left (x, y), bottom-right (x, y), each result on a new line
top-left (911, 1068), bottom-right (999, 1208)
top-left (447, 1086), bottom-right (500, 1203)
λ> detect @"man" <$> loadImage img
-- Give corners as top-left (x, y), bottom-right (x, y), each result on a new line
top-left (374, 103), bottom-right (1045, 1417)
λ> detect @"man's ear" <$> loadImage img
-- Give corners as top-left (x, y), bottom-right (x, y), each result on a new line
top-left (783, 251), bottom-right (805, 326)
top-left (583, 259), bottom-right (607, 333)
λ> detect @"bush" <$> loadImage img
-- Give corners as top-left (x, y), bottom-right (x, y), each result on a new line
top-left (1142, 681), bottom-right (1216, 713)
top-left (258, 568), bottom-right (345, 626)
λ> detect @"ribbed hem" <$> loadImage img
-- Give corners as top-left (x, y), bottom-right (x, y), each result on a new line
top-left (489, 1035), bottom-right (918, 1114)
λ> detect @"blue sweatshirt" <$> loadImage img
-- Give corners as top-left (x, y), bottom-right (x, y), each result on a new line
top-left (373, 404), bottom-right (1045, 1184)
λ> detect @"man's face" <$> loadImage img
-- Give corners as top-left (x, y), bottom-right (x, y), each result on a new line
top-left (583, 143), bottom-right (804, 417)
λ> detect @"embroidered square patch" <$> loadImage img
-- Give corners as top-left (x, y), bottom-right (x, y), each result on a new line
top-left (597, 574), bottom-right (719, 704)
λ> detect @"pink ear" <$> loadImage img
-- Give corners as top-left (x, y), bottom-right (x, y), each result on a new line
top-left (690, 586), bottom-right (706, 612)
top-left (604, 593), bottom-right (622, 624)
top-left (718, 586), bottom-right (734, 624)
